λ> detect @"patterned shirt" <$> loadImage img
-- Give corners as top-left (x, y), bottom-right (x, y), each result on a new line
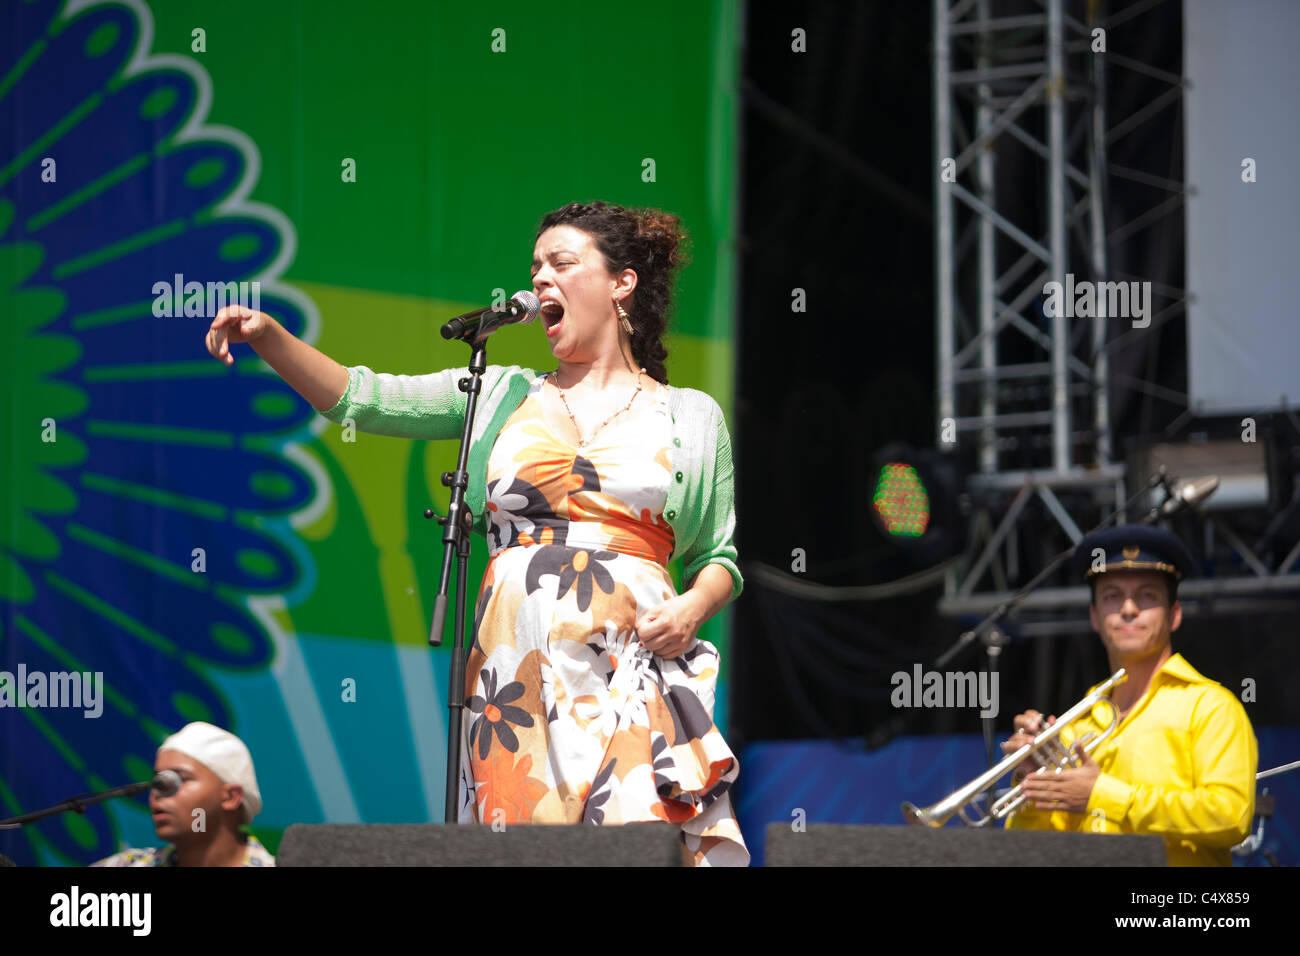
top-left (92, 834), bottom-right (275, 867)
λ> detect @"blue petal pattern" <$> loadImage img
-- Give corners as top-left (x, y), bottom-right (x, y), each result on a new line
top-left (0, 0), bottom-right (321, 865)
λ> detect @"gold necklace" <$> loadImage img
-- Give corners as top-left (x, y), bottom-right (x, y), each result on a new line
top-left (550, 369), bottom-right (646, 448)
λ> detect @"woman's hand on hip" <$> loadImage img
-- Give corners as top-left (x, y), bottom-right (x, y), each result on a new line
top-left (635, 593), bottom-right (705, 660)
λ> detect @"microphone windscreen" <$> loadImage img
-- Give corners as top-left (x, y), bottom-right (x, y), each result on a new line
top-left (512, 290), bottom-right (540, 322)
top-left (152, 769), bottom-right (182, 797)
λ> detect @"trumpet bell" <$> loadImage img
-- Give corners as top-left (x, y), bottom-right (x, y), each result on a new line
top-left (900, 802), bottom-right (936, 827)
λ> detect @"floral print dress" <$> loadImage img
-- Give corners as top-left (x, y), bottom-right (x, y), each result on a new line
top-left (455, 374), bottom-right (748, 866)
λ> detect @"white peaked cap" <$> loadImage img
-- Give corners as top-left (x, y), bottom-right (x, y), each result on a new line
top-left (158, 722), bottom-right (263, 822)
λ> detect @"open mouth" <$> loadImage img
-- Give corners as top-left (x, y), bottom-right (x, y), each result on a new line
top-left (541, 301), bottom-right (564, 335)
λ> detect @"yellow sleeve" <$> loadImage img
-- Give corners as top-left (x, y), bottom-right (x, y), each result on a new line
top-left (1086, 689), bottom-right (1257, 847)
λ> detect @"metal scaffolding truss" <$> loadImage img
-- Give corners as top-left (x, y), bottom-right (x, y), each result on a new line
top-left (932, 0), bottom-right (1204, 615)
top-left (934, 0), bottom-right (1119, 478)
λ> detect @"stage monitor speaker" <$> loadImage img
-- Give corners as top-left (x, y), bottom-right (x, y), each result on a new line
top-left (765, 824), bottom-right (1167, 866)
top-left (277, 823), bottom-right (683, 867)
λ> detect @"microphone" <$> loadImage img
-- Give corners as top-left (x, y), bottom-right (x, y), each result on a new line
top-left (152, 770), bottom-right (182, 797)
top-left (440, 290), bottom-right (540, 342)
top-left (114, 770), bottom-right (183, 799)
top-left (1147, 475), bottom-right (1219, 520)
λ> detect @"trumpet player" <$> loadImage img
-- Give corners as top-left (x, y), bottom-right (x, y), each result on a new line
top-left (1001, 525), bottom-right (1257, 866)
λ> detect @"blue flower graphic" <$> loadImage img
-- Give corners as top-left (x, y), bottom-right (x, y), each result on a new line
top-left (0, 0), bottom-right (321, 865)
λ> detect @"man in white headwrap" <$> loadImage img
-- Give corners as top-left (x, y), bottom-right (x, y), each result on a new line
top-left (92, 722), bottom-right (274, 867)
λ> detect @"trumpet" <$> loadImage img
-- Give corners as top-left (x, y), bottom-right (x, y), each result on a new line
top-left (901, 669), bottom-right (1128, 827)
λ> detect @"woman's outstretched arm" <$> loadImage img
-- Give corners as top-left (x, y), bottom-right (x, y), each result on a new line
top-left (205, 305), bottom-right (348, 412)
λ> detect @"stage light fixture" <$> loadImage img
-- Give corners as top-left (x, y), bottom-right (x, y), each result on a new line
top-left (868, 444), bottom-right (966, 566)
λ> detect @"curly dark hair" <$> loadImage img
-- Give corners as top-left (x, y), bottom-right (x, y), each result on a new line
top-left (535, 200), bottom-right (691, 384)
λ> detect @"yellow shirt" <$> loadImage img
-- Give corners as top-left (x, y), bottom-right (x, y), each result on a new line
top-left (1006, 653), bottom-right (1257, 866)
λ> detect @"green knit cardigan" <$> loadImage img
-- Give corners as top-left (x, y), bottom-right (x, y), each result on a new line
top-left (319, 364), bottom-right (742, 601)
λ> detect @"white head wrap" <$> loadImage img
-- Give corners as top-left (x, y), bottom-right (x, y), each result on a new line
top-left (158, 722), bottom-right (263, 822)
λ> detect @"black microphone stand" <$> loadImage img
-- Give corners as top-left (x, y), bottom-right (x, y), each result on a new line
top-left (428, 320), bottom-right (495, 823)
top-left (427, 293), bottom-right (538, 822)
top-left (0, 781), bottom-right (153, 830)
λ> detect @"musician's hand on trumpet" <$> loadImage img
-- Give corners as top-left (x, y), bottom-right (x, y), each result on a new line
top-left (1018, 741), bottom-right (1101, 814)
top-left (1001, 710), bottom-right (1056, 784)
top-left (901, 669), bottom-right (1126, 827)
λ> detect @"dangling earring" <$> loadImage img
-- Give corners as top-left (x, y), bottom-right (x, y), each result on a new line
top-left (615, 299), bottom-right (634, 336)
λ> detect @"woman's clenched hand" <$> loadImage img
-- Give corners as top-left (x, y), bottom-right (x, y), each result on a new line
top-left (635, 592), bottom-right (705, 660)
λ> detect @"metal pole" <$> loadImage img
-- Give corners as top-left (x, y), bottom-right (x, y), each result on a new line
top-left (935, 0), bottom-right (955, 453)
top-left (1047, 0), bottom-right (1070, 473)
top-left (1088, 3), bottom-right (1113, 466)
top-left (977, 0), bottom-right (997, 474)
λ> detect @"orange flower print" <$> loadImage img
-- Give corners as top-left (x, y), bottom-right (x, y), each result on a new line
top-left (524, 546), bottom-right (617, 611)
top-left (702, 758), bottom-right (733, 793)
top-left (468, 668), bottom-right (534, 760)
top-left (485, 469), bottom-right (572, 551)
top-left (517, 525), bottom-right (557, 547)
top-left (476, 748), bottom-right (548, 824)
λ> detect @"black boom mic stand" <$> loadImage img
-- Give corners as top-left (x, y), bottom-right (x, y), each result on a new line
top-left (0, 772), bottom-right (180, 830)
top-left (426, 338), bottom-right (488, 823)
top-left (428, 292), bottom-right (537, 823)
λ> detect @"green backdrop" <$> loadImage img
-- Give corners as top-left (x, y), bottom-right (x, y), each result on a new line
top-left (0, 0), bottom-right (737, 863)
